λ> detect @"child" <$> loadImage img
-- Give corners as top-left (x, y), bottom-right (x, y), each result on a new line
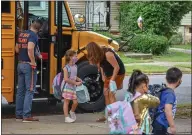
top-left (152, 67), bottom-right (182, 135)
top-left (125, 70), bottom-right (160, 134)
top-left (62, 50), bottom-right (82, 123)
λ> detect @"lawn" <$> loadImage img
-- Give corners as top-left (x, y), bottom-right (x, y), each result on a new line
top-left (175, 64), bottom-right (191, 69)
top-left (153, 50), bottom-right (191, 62)
top-left (118, 50), bottom-right (191, 63)
top-left (172, 44), bottom-right (191, 50)
top-left (117, 52), bottom-right (153, 64)
top-left (125, 65), bottom-right (191, 75)
top-left (176, 104), bottom-right (191, 119)
top-left (125, 65), bottom-right (169, 75)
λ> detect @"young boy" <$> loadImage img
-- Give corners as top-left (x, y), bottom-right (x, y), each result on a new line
top-left (152, 67), bottom-right (182, 135)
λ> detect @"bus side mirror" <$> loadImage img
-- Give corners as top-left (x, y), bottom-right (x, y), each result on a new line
top-left (74, 14), bottom-right (86, 25)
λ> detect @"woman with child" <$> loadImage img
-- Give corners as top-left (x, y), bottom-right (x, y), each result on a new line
top-left (86, 42), bottom-right (125, 122)
top-left (62, 42), bottom-right (182, 135)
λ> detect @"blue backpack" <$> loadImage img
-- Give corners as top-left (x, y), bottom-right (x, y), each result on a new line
top-left (148, 84), bottom-right (173, 122)
top-left (52, 65), bottom-right (71, 100)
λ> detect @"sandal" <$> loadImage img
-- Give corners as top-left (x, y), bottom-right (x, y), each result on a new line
top-left (96, 116), bottom-right (106, 122)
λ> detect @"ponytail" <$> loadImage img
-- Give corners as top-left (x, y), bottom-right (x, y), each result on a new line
top-left (128, 69), bottom-right (149, 95)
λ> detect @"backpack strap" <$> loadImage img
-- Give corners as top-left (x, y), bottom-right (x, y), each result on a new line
top-left (65, 65), bottom-right (71, 78)
top-left (154, 88), bottom-right (174, 120)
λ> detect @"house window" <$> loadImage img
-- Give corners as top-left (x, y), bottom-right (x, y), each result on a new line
top-left (29, 1), bottom-right (46, 10)
top-left (189, 27), bottom-right (192, 33)
top-left (2, 1), bottom-right (11, 13)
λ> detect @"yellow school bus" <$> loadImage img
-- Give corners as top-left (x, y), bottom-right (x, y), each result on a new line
top-left (1, 1), bottom-right (119, 112)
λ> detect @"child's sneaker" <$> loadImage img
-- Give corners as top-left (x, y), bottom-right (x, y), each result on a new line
top-left (65, 117), bottom-right (75, 123)
top-left (70, 111), bottom-right (76, 121)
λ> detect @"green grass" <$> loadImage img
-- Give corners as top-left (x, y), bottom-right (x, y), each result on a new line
top-left (125, 65), bottom-right (169, 75)
top-left (153, 50), bottom-right (191, 62)
top-left (125, 65), bottom-right (191, 75)
top-left (118, 52), bottom-right (153, 64)
top-left (172, 44), bottom-right (191, 50)
top-left (118, 50), bottom-right (191, 63)
top-left (175, 64), bottom-right (191, 69)
top-left (176, 104), bottom-right (191, 119)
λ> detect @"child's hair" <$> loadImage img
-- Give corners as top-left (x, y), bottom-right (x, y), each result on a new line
top-left (128, 69), bottom-right (149, 95)
top-left (166, 67), bottom-right (182, 84)
top-left (65, 50), bottom-right (76, 64)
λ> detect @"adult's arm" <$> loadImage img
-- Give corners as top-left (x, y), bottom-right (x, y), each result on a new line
top-left (105, 52), bottom-right (120, 81)
top-left (28, 42), bottom-right (36, 66)
top-left (100, 67), bottom-right (106, 82)
top-left (15, 43), bottom-right (19, 53)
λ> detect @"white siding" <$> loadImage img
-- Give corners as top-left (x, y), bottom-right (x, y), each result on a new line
top-left (20, 1), bottom-right (49, 18)
top-left (68, 1), bottom-right (85, 15)
top-left (181, 11), bottom-right (191, 26)
top-left (110, 2), bottom-right (120, 32)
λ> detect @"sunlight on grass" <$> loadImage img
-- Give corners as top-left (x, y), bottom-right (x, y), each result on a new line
top-left (153, 50), bottom-right (191, 62)
top-left (175, 64), bottom-right (192, 69)
top-left (117, 52), bottom-right (153, 63)
top-left (172, 44), bottom-right (191, 50)
top-left (125, 65), bottom-right (169, 75)
top-left (125, 65), bottom-right (191, 75)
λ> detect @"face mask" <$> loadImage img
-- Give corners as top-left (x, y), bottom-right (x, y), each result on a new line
top-left (72, 56), bottom-right (78, 64)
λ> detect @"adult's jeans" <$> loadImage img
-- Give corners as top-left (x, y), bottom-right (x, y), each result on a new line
top-left (16, 63), bottom-right (37, 119)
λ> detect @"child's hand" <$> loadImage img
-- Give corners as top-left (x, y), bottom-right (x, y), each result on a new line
top-left (167, 126), bottom-right (176, 134)
top-left (76, 82), bottom-right (82, 86)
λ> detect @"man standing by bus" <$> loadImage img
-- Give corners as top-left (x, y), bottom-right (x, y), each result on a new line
top-left (15, 19), bottom-right (42, 122)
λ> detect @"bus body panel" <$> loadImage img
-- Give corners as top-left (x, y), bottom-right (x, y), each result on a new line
top-left (2, 2), bottom-right (16, 103)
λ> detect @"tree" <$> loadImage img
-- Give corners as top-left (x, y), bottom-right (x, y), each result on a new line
top-left (119, 1), bottom-right (192, 38)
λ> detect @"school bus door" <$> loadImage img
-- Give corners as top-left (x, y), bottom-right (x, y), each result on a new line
top-left (1, 1), bottom-right (16, 103)
top-left (49, 1), bottom-right (75, 94)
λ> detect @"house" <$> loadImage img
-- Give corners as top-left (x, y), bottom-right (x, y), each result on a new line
top-left (20, 1), bottom-right (190, 43)
top-left (19, 1), bottom-right (119, 32)
top-left (178, 11), bottom-right (191, 43)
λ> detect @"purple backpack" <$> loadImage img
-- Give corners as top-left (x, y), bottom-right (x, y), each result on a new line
top-left (106, 92), bottom-right (142, 134)
top-left (52, 65), bottom-right (70, 100)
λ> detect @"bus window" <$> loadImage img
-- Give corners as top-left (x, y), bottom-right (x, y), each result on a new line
top-left (2, 1), bottom-right (11, 13)
top-left (55, 2), bottom-right (71, 27)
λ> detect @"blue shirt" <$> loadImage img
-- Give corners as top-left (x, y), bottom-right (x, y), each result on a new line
top-left (156, 89), bottom-right (177, 129)
top-left (17, 30), bottom-right (38, 62)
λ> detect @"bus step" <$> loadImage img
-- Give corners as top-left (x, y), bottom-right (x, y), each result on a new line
top-left (32, 98), bottom-right (48, 101)
top-left (36, 85), bottom-right (41, 88)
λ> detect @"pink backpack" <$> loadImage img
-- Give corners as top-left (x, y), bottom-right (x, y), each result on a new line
top-left (106, 92), bottom-right (142, 134)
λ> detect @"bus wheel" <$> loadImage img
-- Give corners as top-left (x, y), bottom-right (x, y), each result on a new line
top-left (77, 61), bottom-right (105, 112)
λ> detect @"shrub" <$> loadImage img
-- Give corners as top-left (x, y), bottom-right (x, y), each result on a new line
top-left (129, 34), bottom-right (169, 55)
top-left (168, 33), bottom-right (183, 45)
top-left (119, 1), bottom-right (192, 38)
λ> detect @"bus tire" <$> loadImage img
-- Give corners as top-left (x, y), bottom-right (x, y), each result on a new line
top-left (77, 61), bottom-right (105, 112)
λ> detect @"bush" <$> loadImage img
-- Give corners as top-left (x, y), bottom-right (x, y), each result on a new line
top-left (119, 2), bottom-right (192, 38)
top-left (129, 34), bottom-right (169, 55)
top-left (168, 33), bottom-right (183, 45)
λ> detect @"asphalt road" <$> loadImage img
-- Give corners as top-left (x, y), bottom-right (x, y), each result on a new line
top-left (2, 74), bottom-right (191, 118)
top-left (116, 74), bottom-right (191, 104)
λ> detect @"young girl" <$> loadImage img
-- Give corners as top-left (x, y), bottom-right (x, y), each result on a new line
top-left (62, 50), bottom-right (82, 123)
top-left (125, 70), bottom-right (160, 134)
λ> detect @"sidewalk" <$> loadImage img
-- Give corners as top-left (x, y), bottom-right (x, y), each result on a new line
top-left (2, 113), bottom-right (191, 134)
top-left (170, 48), bottom-right (191, 54)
